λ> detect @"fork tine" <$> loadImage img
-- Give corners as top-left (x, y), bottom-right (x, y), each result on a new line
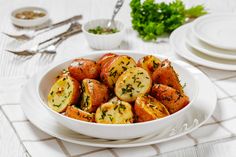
top-left (5, 49), bottom-right (20, 53)
top-left (5, 49), bottom-right (34, 56)
top-left (2, 32), bottom-right (30, 40)
top-left (2, 32), bottom-right (16, 38)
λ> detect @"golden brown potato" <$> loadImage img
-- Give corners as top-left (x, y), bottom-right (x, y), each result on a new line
top-left (48, 75), bottom-right (81, 113)
top-left (151, 84), bottom-right (189, 114)
top-left (152, 59), bottom-right (183, 93)
top-left (137, 55), bottom-right (161, 75)
top-left (115, 67), bottom-right (152, 102)
top-left (95, 100), bottom-right (133, 124)
top-left (80, 79), bottom-right (109, 113)
top-left (68, 58), bottom-right (100, 82)
top-left (134, 94), bottom-right (169, 122)
top-left (65, 106), bottom-right (95, 122)
top-left (100, 55), bottom-right (137, 89)
top-left (97, 53), bottom-right (118, 69)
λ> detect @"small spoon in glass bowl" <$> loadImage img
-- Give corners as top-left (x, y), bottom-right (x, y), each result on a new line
top-left (107, 0), bottom-right (124, 29)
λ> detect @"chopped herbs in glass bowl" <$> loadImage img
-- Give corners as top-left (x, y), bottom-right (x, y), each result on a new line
top-left (88, 26), bottom-right (119, 35)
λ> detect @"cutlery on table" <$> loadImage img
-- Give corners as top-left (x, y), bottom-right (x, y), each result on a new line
top-left (6, 22), bottom-right (82, 56)
top-left (3, 15), bottom-right (82, 40)
top-left (107, 0), bottom-right (124, 29)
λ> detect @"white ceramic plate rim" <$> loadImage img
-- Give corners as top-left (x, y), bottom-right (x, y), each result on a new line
top-left (170, 23), bottom-right (236, 71)
top-left (192, 14), bottom-right (236, 50)
top-left (186, 27), bottom-right (236, 60)
top-left (20, 51), bottom-right (217, 148)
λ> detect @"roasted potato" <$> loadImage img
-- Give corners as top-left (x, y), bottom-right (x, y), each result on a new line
top-left (68, 58), bottom-right (100, 82)
top-left (65, 106), bottom-right (94, 122)
top-left (95, 100), bottom-right (133, 124)
top-left (137, 55), bottom-right (161, 75)
top-left (152, 59), bottom-right (183, 93)
top-left (151, 84), bottom-right (189, 114)
top-left (97, 53), bottom-right (118, 68)
top-left (80, 79), bottom-right (109, 113)
top-left (115, 67), bottom-right (152, 102)
top-left (48, 75), bottom-right (81, 113)
top-left (100, 55), bottom-right (136, 89)
top-left (134, 94), bottom-right (169, 122)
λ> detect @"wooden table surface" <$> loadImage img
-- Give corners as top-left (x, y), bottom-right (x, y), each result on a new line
top-left (1, 0), bottom-right (236, 157)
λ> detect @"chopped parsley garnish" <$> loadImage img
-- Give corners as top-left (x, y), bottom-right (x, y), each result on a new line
top-left (88, 26), bottom-right (119, 35)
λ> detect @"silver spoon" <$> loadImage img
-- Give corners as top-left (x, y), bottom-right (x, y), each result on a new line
top-left (107, 0), bottom-right (124, 29)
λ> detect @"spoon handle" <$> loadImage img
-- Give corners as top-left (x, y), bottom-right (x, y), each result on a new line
top-left (111, 0), bottom-right (124, 21)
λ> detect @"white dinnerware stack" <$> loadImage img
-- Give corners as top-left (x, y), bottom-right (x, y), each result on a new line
top-left (170, 14), bottom-right (236, 71)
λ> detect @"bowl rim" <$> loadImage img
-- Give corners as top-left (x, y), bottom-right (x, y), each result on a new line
top-left (11, 6), bottom-right (48, 21)
top-left (82, 18), bottom-right (125, 37)
top-left (37, 50), bottom-right (199, 127)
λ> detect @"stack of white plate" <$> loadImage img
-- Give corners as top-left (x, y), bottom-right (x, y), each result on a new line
top-left (170, 14), bottom-right (236, 71)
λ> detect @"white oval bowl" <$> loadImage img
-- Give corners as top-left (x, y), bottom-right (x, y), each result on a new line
top-left (11, 7), bottom-right (49, 27)
top-left (82, 19), bottom-right (125, 50)
top-left (37, 51), bottom-right (199, 140)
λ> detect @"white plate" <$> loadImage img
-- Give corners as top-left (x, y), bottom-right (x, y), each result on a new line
top-left (193, 14), bottom-right (236, 50)
top-left (20, 53), bottom-right (217, 148)
top-left (170, 24), bottom-right (236, 71)
top-left (186, 27), bottom-right (236, 60)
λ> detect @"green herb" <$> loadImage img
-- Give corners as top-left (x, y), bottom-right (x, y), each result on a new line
top-left (88, 26), bottom-right (119, 35)
top-left (118, 104), bottom-right (126, 114)
top-left (114, 105), bottom-right (118, 110)
top-left (130, 0), bottom-right (207, 41)
top-left (153, 61), bottom-right (159, 69)
top-left (100, 110), bottom-right (108, 120)
top-left (67, 82), bottom-right (71, 89)
top-left (183, 82), bottom-right (187, 89)
top-left (121, 84), bottom-right (134, 95)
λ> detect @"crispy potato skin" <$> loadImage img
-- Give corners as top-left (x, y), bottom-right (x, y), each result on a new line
top-left (100, 55), bottom-right (137, 89)
top-left (151, 84), bottom-right (189, 114)
top-left (137, 55), bottom-right (161, 75)
top-left (80, 79), bottom-right (109, 113)
top-left (95, 100), bottom-right (133, 124)
top-left (48, 75), bottom-right (81, 113)
top-left (152, 59), bottom-right (183, 93)
top-left (134, 95), bottom-right (169, 122)
top-left (65, 106), bottom-right (95, 122)
top-left (115, 67), bottom-right (152, 102)
top-left (97, 53), bottom-right (118, 69)
top-left (68, 58), bottom-right (100, 82)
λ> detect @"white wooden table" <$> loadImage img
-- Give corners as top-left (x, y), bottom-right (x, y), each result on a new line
top-left (1, 0), bottom-right (236, 156)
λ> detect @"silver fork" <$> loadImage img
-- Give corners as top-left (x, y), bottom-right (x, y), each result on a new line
top-left (3, 15), bottom-right (82, 40)
top-left (6, 23), bottom-right (82, 56)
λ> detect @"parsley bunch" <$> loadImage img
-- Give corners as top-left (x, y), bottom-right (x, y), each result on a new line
top-left (130, 0), bottom-right (207, 41)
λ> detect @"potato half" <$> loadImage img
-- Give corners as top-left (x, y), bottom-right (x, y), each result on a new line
top-left (137, 55), bottom-right (161, 75)
top-left (97, 53), bottom-right (118, 68)
top-left (47, 75), bottom-right (81, 113)
top-left (65, 106), bottom-right (95, 122)
top-left (134, 94), bottom-right (169, 122)
top-left (80, 79), bottom-right (109, 113)
top-left (100, 55), bottom-right (136, 89)
top-left (151, 84), bottom-right (189, 114)
top-left (115, 67), bottom-right (152, 102)
top-left (152, 59), bottom-right (183, 93)
top-left (68, 58), bottom-right (100, 82)
top-left (95, 100), bottom-right (133, 124)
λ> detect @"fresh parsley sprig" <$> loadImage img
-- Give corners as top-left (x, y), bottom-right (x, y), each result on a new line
top-left (130, 0), bottom-right (207, 41)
